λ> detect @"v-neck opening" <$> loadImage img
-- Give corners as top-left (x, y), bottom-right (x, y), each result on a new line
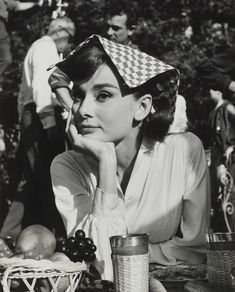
top-left (116, 136), bottom-right (154, 197)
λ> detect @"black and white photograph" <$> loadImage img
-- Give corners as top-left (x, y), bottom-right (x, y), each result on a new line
top-left (0, 0), bottom-right (235, 291)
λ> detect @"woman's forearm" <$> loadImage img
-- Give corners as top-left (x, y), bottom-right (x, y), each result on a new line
top-left (98, 150), bottom-right (117, 195)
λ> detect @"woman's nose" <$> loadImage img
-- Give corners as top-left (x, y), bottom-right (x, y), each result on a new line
top-left (77, 96), bottom-right (94, 117)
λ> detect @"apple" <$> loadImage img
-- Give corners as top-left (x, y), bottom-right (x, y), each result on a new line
top-left (15, 224), bottom-right (56, 259)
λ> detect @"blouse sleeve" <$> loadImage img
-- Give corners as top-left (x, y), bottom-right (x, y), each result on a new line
top-left (50, 153), bottom-right (127, 281)
top-left (149, 135), bottom-right (211, 265)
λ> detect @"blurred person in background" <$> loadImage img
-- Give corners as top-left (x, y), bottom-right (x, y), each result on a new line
top-left (0, 0), bottom-right (41, 92)
top-left (0, 0), bottom-right (41, 155)
top-left (208, 89), bottom-right (235, 232)
top-left (0, 16), bottom-right (75, 239)
top-left (198, 30), bottom-right (235, 231)
top-left (198, 35), bottom-right (235, 99)
top-left (105, 5), bottom-right (137, 47)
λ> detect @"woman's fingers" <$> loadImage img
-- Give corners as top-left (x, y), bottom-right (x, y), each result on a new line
top-left (69, 123), bottom-right (80, 141)
top-left (69, 124), bottom-right (94, 151)
top-left (68, 120), bottom-right (116, 163)
top-left (65, 108), bottom-right (72, 132)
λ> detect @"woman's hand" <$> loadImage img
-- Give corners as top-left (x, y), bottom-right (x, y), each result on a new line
top-left (67, 116), bottom-right (117, 194)
top-left (66, 110), bottom-right (116, 161)
top-left (69, 123), bottom-right (116, 164)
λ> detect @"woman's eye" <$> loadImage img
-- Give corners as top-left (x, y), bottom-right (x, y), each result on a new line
top-left (96, 92), bottom-right (111, 102)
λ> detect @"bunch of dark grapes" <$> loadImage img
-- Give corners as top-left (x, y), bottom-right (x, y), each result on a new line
top-left (56, 229), bottom-right (97, 263)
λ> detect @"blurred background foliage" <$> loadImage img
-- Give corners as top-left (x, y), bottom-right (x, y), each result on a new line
top-left (1, 0), bottom-right (235, 193)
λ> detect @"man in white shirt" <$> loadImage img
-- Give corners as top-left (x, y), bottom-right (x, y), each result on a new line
top-left (0, 16), bottom-right (75, 239)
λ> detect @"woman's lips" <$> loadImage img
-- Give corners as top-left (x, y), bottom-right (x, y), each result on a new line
top-left (79, 126), bottom-right (98, 134)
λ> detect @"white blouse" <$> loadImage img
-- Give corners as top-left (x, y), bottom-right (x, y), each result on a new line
top-left (51, 132), bottom-right (211, 280)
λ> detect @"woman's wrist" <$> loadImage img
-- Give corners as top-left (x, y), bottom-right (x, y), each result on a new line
top-left (96, 142), bottom-right (116, 162)
top-left (98, 159), bottom-right (117, 194)
top-left (92, 187), bottom-right (119, 217)
top-left (98, 145), bottom-right (117, 194)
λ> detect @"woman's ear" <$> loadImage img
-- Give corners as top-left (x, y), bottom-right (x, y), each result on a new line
top-left (134, 94), bottom-right (152, 121)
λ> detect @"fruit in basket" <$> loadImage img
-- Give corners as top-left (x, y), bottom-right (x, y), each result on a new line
top-left (49, 252), bottom-right (70, 262)
top-left (15, 224), bottom-right (56, 259)
top-left (0, 237), bottom-right (14, 258)
top-left (56, 229), bottom-right (97, 263)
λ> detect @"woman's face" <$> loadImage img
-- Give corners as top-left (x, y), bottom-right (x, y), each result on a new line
top-left (72, 64), bottom-right (139, 143)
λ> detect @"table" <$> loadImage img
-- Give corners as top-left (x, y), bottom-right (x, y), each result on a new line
top-left (149, 264), bottom-right (233, 292)
top-left (163, 280), bottom-right (232, 292)
top-left (149, 264), bottom-right (207, 292)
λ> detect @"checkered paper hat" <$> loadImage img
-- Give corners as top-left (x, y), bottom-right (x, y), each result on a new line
top-left (56, 34), bottom-right (180, 100)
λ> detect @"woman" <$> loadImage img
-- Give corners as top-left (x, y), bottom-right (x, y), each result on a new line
top-left (50, 35), bottom-right (211, 280)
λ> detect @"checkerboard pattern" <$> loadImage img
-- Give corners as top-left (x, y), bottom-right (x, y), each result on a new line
top-left (57, 34), bottom-right (180, 100)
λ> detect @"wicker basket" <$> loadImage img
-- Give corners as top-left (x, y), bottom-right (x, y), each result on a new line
top-left (0, 257), bottom-right (87, 292)
top-left (207, 249), bottom-right (235, 288)
top-left (206, 232), bottom-right (235, 289)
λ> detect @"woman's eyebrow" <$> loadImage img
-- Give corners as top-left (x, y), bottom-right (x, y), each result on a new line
top-left (93, 83), bottom-right (119, 90)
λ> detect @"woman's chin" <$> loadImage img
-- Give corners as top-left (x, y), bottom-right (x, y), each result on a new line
top-left (82, 132), bottom-right (106, 141)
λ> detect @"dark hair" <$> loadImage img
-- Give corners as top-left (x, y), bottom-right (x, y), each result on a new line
top-left (58, 42), bottom-right (175, 142)
top-left (133, 75), bottom-right (176, 141)
top-left (58, 41), bottom-right (110, 83)
top-left (222, 90), bottom-right (235, 103)
top-left (105, 1), bottom-right (138, 29)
